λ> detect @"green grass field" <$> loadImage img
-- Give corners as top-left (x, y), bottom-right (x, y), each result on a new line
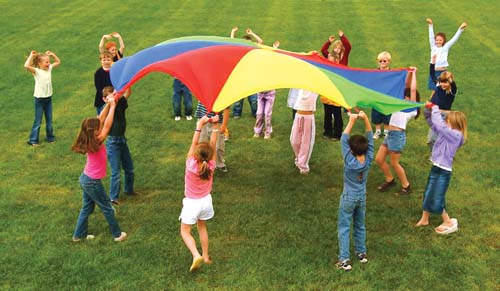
top-left (1, 1), bottom-right (499, 290)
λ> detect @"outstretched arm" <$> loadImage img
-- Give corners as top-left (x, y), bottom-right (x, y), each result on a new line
top-left (246, 28), bottom-right (263, 44)
top-left (230, 27), bottom-right (238, 38)
top-left (426, 18), bottom-right (435, 48)
top-left (444, 22), bottom-right (467, 49)
top-left (24, 51), bottom-right (37, 74)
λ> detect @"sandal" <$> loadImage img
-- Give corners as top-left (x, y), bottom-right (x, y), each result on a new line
top-left (377, 179), bottom-right (396, 192)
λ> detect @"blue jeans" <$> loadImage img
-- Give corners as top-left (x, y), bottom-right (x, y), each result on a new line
top-left (29, 97), bottom-right (55, 143)
top-left (106, 136), bottom-right (135, 201)
top-left (172, 79), bottom-right (193, 117)
top-left (96, 104), bottom-right (105, 116)
top-left (232, 94), bottom-right (257, 117)
top-left (337, 192), bottom-right (367, 261)
top-left (73, 173), bottom-right (122, 239)
top-left (422, 165), bottom-right (451, 214)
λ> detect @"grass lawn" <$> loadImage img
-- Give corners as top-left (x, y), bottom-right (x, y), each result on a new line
top-left (1, 1), bottom-right (499, 290)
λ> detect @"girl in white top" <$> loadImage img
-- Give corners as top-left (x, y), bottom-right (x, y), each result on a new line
top-left (375, 67), bottom-right (420, 195)
top-left (426, 18), bottom-right (467, 94)
top-left (24, 50), bottom-right (61, 146)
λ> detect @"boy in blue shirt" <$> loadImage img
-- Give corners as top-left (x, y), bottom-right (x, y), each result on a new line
top-left (336, 110), bottom-right (374, 271)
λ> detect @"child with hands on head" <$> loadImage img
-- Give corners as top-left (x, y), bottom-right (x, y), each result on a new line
top-left (24, 50), bottom-right (61, 146)
top-left (336, 110), bottom-right (374, 272)
top-left (71, 87), bottom-right (127, 243)
top-left (99, 32), bottom-right (125, 62)
top-left (416, 102), bottom-right (467, 235)
top-left (180, 115), bottom-right (220, 272)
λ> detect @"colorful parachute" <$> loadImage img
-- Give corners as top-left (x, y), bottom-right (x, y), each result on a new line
top-left (110, 36), bottom-right (420, 114)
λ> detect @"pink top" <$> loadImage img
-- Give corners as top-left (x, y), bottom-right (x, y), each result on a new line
top-left (184, 157), bottom-right (215, 199)
top-left (83, 144), bottom-right (107, 179)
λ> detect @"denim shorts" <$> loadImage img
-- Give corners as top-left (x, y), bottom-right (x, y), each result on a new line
top-left (382, 130), bottom-right (406, 153)
top-left (371, 109), bottom-right (391, 124)
top-left (422, 165), bottom-right (451, 214)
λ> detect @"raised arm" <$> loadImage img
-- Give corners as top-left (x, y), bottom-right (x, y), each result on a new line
top-left (320, 36), bottom-right (334, 58)
top-left (230, 27), bottom-right (238, 38)
top-left (111, 32), bottom-right (125, 55)
top-left (358, 110), bottom-right (372, 133)
top-left (343, 113), bottom-right (358, 135)
top-left (46, 51), bottom-right (61, 68)
top-left (99, 34), bottom-right (111, 53)
top-left (426, 18), bottom-right (435, 48)
top-left (97, 96), bottom-right (116, 142)
top-left (339, 31), bottom-right (352, 56)
top-left (444, 22), bottom-right (467, 50)
top-left (407, 67), bottom-right (417, 102)
top-left (246, 28), bottom-right (263, 44)
top-left (24, 51), bottom-right (37, 74)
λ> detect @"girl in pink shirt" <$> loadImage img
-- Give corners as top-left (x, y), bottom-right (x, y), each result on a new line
top-left (180, 115), bottom-right (219, 272)
top-left (71, 87), bottom-right (127, 242)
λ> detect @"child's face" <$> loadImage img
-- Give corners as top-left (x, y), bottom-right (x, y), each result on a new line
top-left (435, 35), bottom-right (445, 47)
top-left (332, 46), bottom-right (342, 54)
top-left (38, 56), bottom-right (50, 70)
top-left (108, 46), bottom-right (117, 56)
top-left (100, 56), bottom-right (112, 69)
top-left (378, 58), bottom-right (390, 70)
top-left (439, 80), bottom-right (451, 90)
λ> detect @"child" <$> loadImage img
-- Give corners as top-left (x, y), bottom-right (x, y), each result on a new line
top-left (375, 67), bottom-right (420, 195)
top-left (426, 18), bottom-right (467, 96)
top-left (320, 30), bottom-right (352, 66)
top-left (180, 115), bottom-right (219, 272)
top-left (290, 89), bottom-right (318, 174)
top-left (71, 87), bottom-right (127, 242)
top-left (336, 111), bottom-right (374, 271)
top-left (253, 90), bottom-right (276, 139)
top-left (99, 32), bottom-right (125, 62)
top-left (106, 85), bottom-right (137, 205)
top-left (416, 103), bottom-right (467, 235)
top-left (427, 54), bottom-right (458, 147)
top-left (172, 78), bottom-right (193, 121)
top-left (230, 27), bottom-right (261, 118)
top-left (371, 51), bottom-right (392, 139)
top-left (194, 103), bottom-right (230, 172)
top-left (24, 50), bottom-right (61, 146)
top-left (94, 51), bottom-right (113, 115)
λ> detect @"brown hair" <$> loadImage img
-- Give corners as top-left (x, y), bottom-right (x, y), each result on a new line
top-left (99, 50), bottom-right (113, 60)
top-left (71, 118), bottom-right (101, 154)
top-left (404, 88), bottom-right (421, 119)
top-left (446, 111), bottom-right (467, 141)
top-left (194, 142), bottom-right (214, 180)
top-left (102, 86), bottom-right (114, 97)
top-left (348, 135), bottom-right (369, 156)
top-left (31, 52), bottom-right (48, 68)
top-left (436, 32), bottom-right (447, 44)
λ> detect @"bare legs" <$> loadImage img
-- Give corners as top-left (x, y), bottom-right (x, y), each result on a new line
top-left (376, 147), bottom-right (409, 187)
top-left (180, 220), bottom-right (212, 271)
top-left (416, 210), bottom-right (453, 229)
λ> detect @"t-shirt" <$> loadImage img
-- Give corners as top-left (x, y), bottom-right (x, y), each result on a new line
top-left (33, 66), bottom-right (53, 98)
top-left (293, 89), bottom-right (318, 111)
top-left (109, 97), bottom-right (128, 136)
top-left (94, 67), bottom-right (112, 108)
top-left (184, 157), bottom-right (215, 199)
top-left (389, 110), bottom-right (417, 130)
top-left (84, 144), bottom-right (107, 179)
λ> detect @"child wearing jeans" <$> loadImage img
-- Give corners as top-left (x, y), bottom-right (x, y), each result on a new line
top-left (416, 103), bottom-right (467, 235)
top-left (336, 111), bottom-right (374, 271)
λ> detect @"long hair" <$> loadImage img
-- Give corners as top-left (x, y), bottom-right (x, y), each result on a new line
top-left (446, 111), bottom-right (467, 141)
top-left (404, 88), bottom-right (421, 119)
top-left (71, 118), bottom-right (101, 154)
top-left (31, 52), bottom-right (47, 68)
top-left (331, 40), bottom-right (345, 60)
top-left (194, 142), bottom-right (214, 180)
top-left (438, 71), bottom-right (454, 94)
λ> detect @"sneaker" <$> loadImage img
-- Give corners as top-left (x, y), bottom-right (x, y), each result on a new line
top-left (111, 199), bottom-right (120, 206)
top-left (175, 116), bottom-right (181, 121)
top-left (264, 134), bottom-right (271, 139)
top-left (114, 232), bottom-right (128, 242)
top-left (383, 130), bottom-right (389, 136)
top-left (395, 184), bottom-right (412, 196)
top-left (233, 115), bottom-right (241, 119)
top-left (335, 259), bottom-right (352, 271)
top-left (27, 141), bottom-right (40, 147)
top-left (48, 140), bottom-right (56, 144)
top-left (373, 131), bottom-right (382, 139)
top-left (217, 166), bottom-right (228, 173)
top-left (357, 253), bottom-right (368, 264)
top-left (72, 234), bottom-right (95, 242)
top-left (186, 115), bottom-right (192, 121)
top-left (299, 169), bottom-right (309, 175)
top-left (253, 133), bottom-right (261, 138)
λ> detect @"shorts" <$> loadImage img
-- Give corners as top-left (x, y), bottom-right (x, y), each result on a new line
top-left (382, 130), bottom-right (406, 153)
top-left (179, 194), bottom-right (214, 225)
top-left (371, 109), bottom-right (391, 125)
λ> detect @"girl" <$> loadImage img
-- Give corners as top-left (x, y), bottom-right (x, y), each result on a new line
top-left (426, 18), bottom-right (466, 97)
top-left (427, 54), bottom-right (458, 147)
top-left (375, 67), bottom-right (420, 195)
top-left (99, 32), bottom-right (125, 62)
top-left (71, 87), bottom-right (127, 242)
top-left (416, 103), bottom-right (467, 234)
top-left (371, 51), bottom-right (392, 139)
top-left (180, 115), bottom-right (220, 272)
top-left (320, 30), bottom-right (352, 66)
top-left (24, 50), bottom-right (61, 146)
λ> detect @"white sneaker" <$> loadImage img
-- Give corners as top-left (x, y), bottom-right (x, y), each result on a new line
top-left (373, 131), bottom-right (381, 139)
top-left (174, 116), bottom-right (181, 121)
top-left (186, 115), bottom-right (192, 121)
top-left (114, 232), bottom-right (128, 242)
top-left (383, 130), bottom-right (389, 136)
top-left (72, 234), bottom-right (95, 242)
top-left (253, 133), bottom-right (260, 138)
top-left (264, 134), bottom-right (271, 139)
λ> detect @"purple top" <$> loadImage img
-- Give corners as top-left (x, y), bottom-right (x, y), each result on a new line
top-left (425, 106), bottom-right (464, 170)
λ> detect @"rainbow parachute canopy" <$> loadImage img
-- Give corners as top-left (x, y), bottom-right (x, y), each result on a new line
top-left (110, 36), bottom-right (420, 114)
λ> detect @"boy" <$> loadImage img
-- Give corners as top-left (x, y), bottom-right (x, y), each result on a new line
top-left (336, 111), bottom-right (374, 271)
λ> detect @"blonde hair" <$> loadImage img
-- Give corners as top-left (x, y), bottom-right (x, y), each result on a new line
top-left (377, 51), bottom-right (392, 61)
top-left (99, 50), bottom-right (113, 60)
top-left (32, 52), bottom-right (48, 68)
top-left (446, 111), bottom-right (467, 141)
top-left (194, 142), bottom-right (214, 180)
top-left (331, 40), bottom-right (345, 60)
top-left (438, 71), bottom-right (454, 94)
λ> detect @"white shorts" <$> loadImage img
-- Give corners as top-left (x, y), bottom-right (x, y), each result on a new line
top-left (179, 194), bottom-right (214, 225)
